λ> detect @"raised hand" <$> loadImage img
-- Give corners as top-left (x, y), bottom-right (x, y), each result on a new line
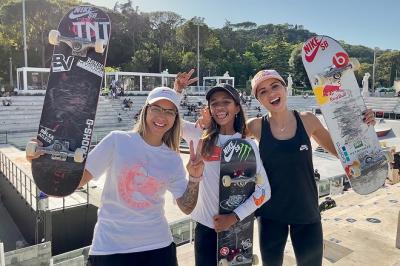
top-left (186, 139), bottom-right (204, 179)
top-left (195, 106), bottom-right (212, 130)
top-left (174, 69), bottom-right (199, 93)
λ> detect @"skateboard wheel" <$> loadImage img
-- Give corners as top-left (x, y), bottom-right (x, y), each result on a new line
top-left (350, 58), bottom-right (360, 71)
top-left (74, 148), bottom-right (85, 163)
top-left (26, 142), bottom-right (38, 157)
top-left (219, 259), bottom-right (229, 266)
top-left (222, 175), bottom-right (231, 187)
top-left (255, 174), bottom-right (264, 185)
top-left (253, 254), bottom-right (259, 265)
top-left (95, 39), bottom-right (106, 53)
top-left (49, 30), bottom-right (60, 45)
top-left (349, 165), bottom-right (361, 178)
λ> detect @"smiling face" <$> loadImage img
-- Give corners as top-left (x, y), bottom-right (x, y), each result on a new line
top-left (255, 78), bottom-right (288, 113)
top-left (209, 90), bottom-right (240, 132)
top-left (145, 99), bottom-right (177, 140)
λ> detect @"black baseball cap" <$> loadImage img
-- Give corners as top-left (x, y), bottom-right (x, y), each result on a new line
top-left (206, 83), bottom-right (241, 104)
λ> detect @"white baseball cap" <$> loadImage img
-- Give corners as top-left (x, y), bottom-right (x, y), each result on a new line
top-left (251, 69), bottom-right (286, 97)
top-left (146, 87), bottom-right (180, 110)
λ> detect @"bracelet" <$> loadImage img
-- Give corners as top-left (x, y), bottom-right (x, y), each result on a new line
top-left (189, 175), bottom-right (203, 183)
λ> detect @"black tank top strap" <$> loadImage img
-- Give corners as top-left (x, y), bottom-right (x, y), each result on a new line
top-left (293, 110), bottom-right (311, 146)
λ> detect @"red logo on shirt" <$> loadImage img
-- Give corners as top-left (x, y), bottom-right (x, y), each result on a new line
top-left (118, 163), bottom-right (164, 209)
top-left (203, 146), bottom-right (222, 162)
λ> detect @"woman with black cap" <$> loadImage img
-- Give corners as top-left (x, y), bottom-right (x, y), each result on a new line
top-left (174, 73), bottom-right (271, 266)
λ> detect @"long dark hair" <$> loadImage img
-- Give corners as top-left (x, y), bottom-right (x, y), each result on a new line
top-left (201, 102), bottom-right (247, 158)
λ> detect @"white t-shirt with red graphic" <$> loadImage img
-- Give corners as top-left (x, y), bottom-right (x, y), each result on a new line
top-left (182, 121), bottom-right (271, 229)
top-left (85, 131), bottom-right (188, 255)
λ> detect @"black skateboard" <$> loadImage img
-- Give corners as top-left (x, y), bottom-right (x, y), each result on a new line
top-left (217, 138), bottom-right (260, 266)
top-left (26, 6), bottom-right (111, 197)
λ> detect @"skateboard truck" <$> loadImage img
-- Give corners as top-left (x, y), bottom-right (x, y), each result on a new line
top-left (222, 174), bottom-right (264, 187)
top-left (314, 58), bottom-right (360, 85)
top-left (26, 140), bottom-right (85, 163)
top-left (49, 30), bottom-right (106, 57)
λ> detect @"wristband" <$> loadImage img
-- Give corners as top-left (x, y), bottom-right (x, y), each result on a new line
top-left (189, 175), bottom-right (203, 183)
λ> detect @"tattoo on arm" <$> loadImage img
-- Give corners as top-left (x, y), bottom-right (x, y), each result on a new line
top-left (176, 181), bottom-right (200, 215)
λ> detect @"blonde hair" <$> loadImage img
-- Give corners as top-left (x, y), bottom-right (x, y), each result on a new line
top-left (133, 104), bottom-right (181, 152)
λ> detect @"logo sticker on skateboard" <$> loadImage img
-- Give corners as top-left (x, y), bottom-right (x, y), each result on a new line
top-left (303, 36), bottom-right (328, 62)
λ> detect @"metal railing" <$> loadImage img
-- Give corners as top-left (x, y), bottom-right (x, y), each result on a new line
top-left (0, 151), bottom-right (38, 210)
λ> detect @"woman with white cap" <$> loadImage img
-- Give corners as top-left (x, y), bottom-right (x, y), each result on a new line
top-left (26, 87), bottom-right (204, 266)
top-left (249, 69), bottom-right (375, 266)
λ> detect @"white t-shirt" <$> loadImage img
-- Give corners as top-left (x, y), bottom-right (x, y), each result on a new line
top-left (86, 131), bottom-right (188, 255)
top-left (182, 121), bottom-right (271, 229)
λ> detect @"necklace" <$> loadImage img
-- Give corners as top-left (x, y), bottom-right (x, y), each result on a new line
top-left (269, 112), bottom-right (291, 132)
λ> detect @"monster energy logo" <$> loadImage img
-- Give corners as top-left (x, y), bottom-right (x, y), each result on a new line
top-left (238, 143), bottom-right (252, 161)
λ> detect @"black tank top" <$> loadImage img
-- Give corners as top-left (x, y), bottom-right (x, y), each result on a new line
top-left (256, 111), bottom-right (320, 224)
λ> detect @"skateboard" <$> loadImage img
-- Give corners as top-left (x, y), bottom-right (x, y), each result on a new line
top-left (217, 138), bottom-right (260, 266)
top-left (26, 6), bottom-right (111, 197)
top-left (301, 35), bottom-right (392, 195)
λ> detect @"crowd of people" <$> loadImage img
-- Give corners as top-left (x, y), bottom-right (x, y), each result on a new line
top-left (26, 68), bottom-right (376, 266)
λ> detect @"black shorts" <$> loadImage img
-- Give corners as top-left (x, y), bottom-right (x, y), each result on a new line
top-left (87, 242), bottom-right (178, 266)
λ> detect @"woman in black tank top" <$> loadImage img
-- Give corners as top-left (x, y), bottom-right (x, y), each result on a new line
top-left (248, 69), bottom-right (375, 266)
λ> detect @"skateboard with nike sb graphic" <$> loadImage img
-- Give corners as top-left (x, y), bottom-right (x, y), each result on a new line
top-left (217, 138), bottom-right (262, 266)
top-left (26, 5), bottom-right (111, 197)
top-left (301, 35), bottom-right (392, 195)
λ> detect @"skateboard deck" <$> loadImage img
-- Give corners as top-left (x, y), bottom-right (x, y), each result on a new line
top-left (217, 138), bottom-right (258, 266)
top-left (301, 35), bottom-right (390, 195)
top-left (26, 6), bottom-right (111, 197)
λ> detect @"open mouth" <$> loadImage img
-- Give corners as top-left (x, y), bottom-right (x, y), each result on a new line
top-left (215, 112), bottom-right (228, 119)
top-left (270, 97), bottom-right (281, 106)
top-left (153, 121), bottom-right (166, 128)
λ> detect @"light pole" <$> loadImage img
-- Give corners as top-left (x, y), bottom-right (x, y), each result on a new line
top-left (372, 47), bottom-right (378, 94)
top-left (197, 23), bottom-right (200, 87)
top-left (9, 57), bottom-right (13, 88)
top-left (22, 0), bottom-right (28, 67)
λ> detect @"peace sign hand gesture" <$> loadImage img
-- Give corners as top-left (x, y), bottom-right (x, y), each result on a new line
top-left (174, 69), bottom-right (199, 94)
top-left (186, 139), bottom-right (204, 181)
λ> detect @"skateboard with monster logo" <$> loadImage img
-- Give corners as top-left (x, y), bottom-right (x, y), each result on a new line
top-left (26, 6), bottom-right (111, 197)
top-left (217, 138), bottom-right (261, 266)
top-left (301, 35), bottom-right (392, 195)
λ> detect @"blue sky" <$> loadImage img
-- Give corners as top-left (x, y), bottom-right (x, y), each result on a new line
top-left (86, 0), bottom-right (399, 50)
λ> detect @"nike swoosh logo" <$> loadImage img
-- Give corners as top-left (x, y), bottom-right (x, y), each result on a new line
top-left (224, 143), bottom-right (236, 163)
top-left (305, 37), bottom-right (323, 63)
top-left (69, 11), bottom-right (92, 20)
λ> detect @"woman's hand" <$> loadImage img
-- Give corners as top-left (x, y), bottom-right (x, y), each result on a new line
top-left (195, 106), bottom-right (211, 130)
top-left (362, 109), bottom-right (375, 126)
top-left (174, 69), bottom-right (198, 94)
top-left (213, 213), bottom-right (238, 232)
top-left (186, 139), bottom-right (204, 179)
